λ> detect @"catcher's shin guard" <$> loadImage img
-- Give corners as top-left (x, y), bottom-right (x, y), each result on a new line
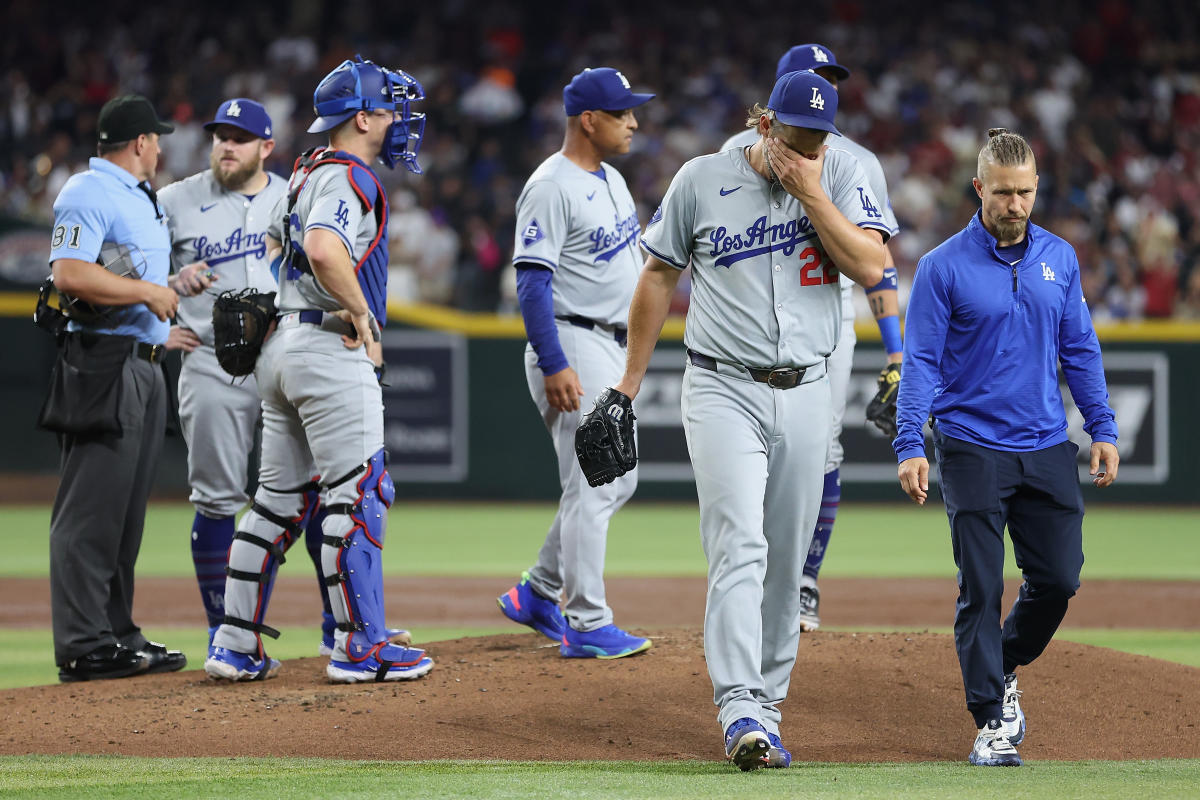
top-left (320, 449), bottom-right (407, 663)
top-left (216, 483), bottom-right (318, 657)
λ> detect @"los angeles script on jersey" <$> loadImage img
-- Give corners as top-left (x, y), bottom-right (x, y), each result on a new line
top-left (193, 227), bottom-right (269, 266)
top-left (588, 211), bottom-right (640, 263)
top-left (709, 215), bottom-right (816, 268)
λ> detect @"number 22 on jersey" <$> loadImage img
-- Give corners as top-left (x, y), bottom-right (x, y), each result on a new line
top-left (797, 246), bottom-right (837, 286)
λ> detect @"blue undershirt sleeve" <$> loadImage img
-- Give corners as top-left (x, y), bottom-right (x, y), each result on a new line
top-left (515, 263), bottom-right (569, 376)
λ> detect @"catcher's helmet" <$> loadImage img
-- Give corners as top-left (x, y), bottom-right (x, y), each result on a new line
top-left (308, 55), bottom-right (426, 173)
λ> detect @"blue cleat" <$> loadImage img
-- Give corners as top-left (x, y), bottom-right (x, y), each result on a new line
top-left (498, 571), bottom-right (566, 641)
top-left (766, 732), bottom-right (792, 768)
top-left (204, 647), bottom-right (280, 682)
top-left (560, 624), bottom-right (651, 659)
top-left (724, 718), bottom-right (770, 771)
top-left (326, 647), bottom-right (434, 683)
top-left (320, 625), bottom-right (412, 657)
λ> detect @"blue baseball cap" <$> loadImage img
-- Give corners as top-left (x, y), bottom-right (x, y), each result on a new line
top-left (776, 43), bottom-right (851, 82)
top-left (768, 70), bottom-right (840, 135)
top-left (563, 67), bottom-right (654, 117)
top-left (204, 98), bottom-right (273, 139)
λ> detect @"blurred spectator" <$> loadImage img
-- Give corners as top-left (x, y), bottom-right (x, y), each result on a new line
top-left (0, 0), bottom-right (1197, 322)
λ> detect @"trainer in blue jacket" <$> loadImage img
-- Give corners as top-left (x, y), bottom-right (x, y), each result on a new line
top-left (894, 129), bottom-right (1119, 768)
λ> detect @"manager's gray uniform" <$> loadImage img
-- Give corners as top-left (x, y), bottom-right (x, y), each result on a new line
top-left (721, 130), bottom-right (899, 470)
top-left (159, 171), bottom-right (286, 517)
top-left (513, 152), bottom-right (641, 631)
top-left (641, 146), bottom-right (890, 736)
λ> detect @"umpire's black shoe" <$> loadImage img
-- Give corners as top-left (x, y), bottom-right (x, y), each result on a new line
top-left (139, 641), bottom-right (187, 675)
top-left (58, 643), bottom-right (150, 683)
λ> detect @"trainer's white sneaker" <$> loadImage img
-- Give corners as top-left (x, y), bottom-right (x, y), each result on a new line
top-left (1001, 672), bottom-right (1025, 745)
top-left (969, 719), bottom-right (1023, 766)
top-left (797, 585), bottom-right (820, 632)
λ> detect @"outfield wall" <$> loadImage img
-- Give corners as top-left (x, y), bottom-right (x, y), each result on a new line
top-left (1, 296), bottom-right (1197, 503)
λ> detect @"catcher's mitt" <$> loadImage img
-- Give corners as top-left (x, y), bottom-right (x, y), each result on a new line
top-left (212, 289), bottom-right (277, 377)
top-left (865, 362), bottom-right (901, 439)
top-left (575, 387), bottom-right (637, 487)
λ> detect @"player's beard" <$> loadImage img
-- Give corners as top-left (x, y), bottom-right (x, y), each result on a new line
top-left (211, 150), bottom-right (261, 191)
top-left (992, 215), bottom-right (1028, 244)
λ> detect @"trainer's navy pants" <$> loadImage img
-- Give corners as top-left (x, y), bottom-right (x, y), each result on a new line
top-left (933, 428), bottom-right (1085, 728)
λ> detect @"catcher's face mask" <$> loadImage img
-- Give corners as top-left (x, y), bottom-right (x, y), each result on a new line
top-left (309, 56), bottom-right (426, 173)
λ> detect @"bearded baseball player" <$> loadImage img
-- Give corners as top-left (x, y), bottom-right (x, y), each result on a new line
top-left (205, 56), bottom-right (432, 683)
top-left (497, 67), bottom-right (653, 659)
top-left (605, 71), bottom-right (888, 769)
top-left (159, 99), bottom-right (292, 642)
top-left (721, 45), bottom-right (903, 632)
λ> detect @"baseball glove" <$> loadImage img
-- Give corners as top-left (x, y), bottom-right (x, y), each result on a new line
top-left (575, 387), bottom-right (637, 487)
top-left (212, 289), bottom-right (277, 377)
top-left (865, 362), bottom-right (901, 439)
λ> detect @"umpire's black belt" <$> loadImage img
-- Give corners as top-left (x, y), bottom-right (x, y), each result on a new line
top-left (556, 315), bottom-right (627, 347)
top-left (687, 348), bottom-right (822, 390)
top-left (134, 341), bottom-right (165, 364)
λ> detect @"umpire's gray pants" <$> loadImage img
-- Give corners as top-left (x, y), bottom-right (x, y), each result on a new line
top-left (50, 357), bottom-right (165, 665)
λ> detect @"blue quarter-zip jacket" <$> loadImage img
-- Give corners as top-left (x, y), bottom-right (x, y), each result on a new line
top-left (893, 212), bottom-right (1118, 462)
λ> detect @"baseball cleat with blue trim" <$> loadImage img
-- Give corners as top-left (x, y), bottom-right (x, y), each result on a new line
top-left (766, 732), bottom-right (792, 768)
top-left (724, 718), bottom-right (771, 771)
top-left (204, 647), bottom-right (280, 682)
top-left (498, 571), bottom-right (566, 641)
top-left (560, 624), bottom-right (651, 659)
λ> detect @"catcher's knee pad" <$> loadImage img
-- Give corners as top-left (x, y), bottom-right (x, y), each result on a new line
top-left (219, 482), bottom-right (319, 656)
top-left (321, 449), bottom-right (394, 661)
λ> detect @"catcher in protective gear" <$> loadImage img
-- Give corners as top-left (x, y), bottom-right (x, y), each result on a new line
top-left (211, 289), bottom-right (276, 377)
top-left (575, 387), bottom-right (637, 487)
top-left (865, 362), bottom-right (901, 439)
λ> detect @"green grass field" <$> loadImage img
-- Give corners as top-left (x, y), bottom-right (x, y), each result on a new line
top-left (1, 502), bottom-right (1197, 798)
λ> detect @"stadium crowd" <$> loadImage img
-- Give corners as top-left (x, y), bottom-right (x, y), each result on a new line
top-left (1, 0), bottom-right (1198, 320)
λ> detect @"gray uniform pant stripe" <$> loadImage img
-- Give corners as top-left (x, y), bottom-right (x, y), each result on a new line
top-left (523, 322), bottom-right (636, 631)
top-left (50, 358), bottom-right (165, 664)
top-left (682, 362), bottom-right (831, 736)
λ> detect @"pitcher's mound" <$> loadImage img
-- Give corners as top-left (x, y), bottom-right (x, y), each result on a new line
top-left (1, 630), bottom-right (1196, 762)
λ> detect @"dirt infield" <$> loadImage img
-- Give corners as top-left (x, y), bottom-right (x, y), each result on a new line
top-left (1, 576), bottom-right (1197, 763)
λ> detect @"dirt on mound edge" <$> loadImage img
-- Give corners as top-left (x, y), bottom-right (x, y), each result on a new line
top-left (1, 630), bottom-right (1196, 763)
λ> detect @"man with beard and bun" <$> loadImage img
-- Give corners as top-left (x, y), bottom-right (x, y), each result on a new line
top-left (896, 128), bottom-right (1119, 766)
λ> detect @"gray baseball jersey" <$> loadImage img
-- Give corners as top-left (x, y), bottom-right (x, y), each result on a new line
top-left (512, 153), bottom-right (641, 326)
top-left (644, 144), bottom-right (888, 740)
top-left (721, 130), bottom-right (900, 474)
top-left (159, 171), bottom-right (285, 345)
top-left (274, 167), bottom-right (379, 315)
top-left (158, 170), bottom-right (287, 518)
top-left (509, 153), bottom-right (641, 632)
top-left (642, 146), bottom-right (890, 366)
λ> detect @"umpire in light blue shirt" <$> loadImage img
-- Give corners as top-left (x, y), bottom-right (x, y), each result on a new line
top-left (44, 94), bottom-right (193, 682)
top-left (894, 129), bottom-right (1119, 767)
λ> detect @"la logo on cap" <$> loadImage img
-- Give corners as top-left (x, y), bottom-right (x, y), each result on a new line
top-left (811, 46), bottom-right (829, 63)
top-left (227, 100), bottom-right (242, 117)
top-left (810, 87), bottom-right (825, 110)
top-left (615, 70), bottom-right (631, 90)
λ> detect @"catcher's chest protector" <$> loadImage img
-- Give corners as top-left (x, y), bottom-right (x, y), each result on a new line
top-left (282, 148), bottom-right (391, 324)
